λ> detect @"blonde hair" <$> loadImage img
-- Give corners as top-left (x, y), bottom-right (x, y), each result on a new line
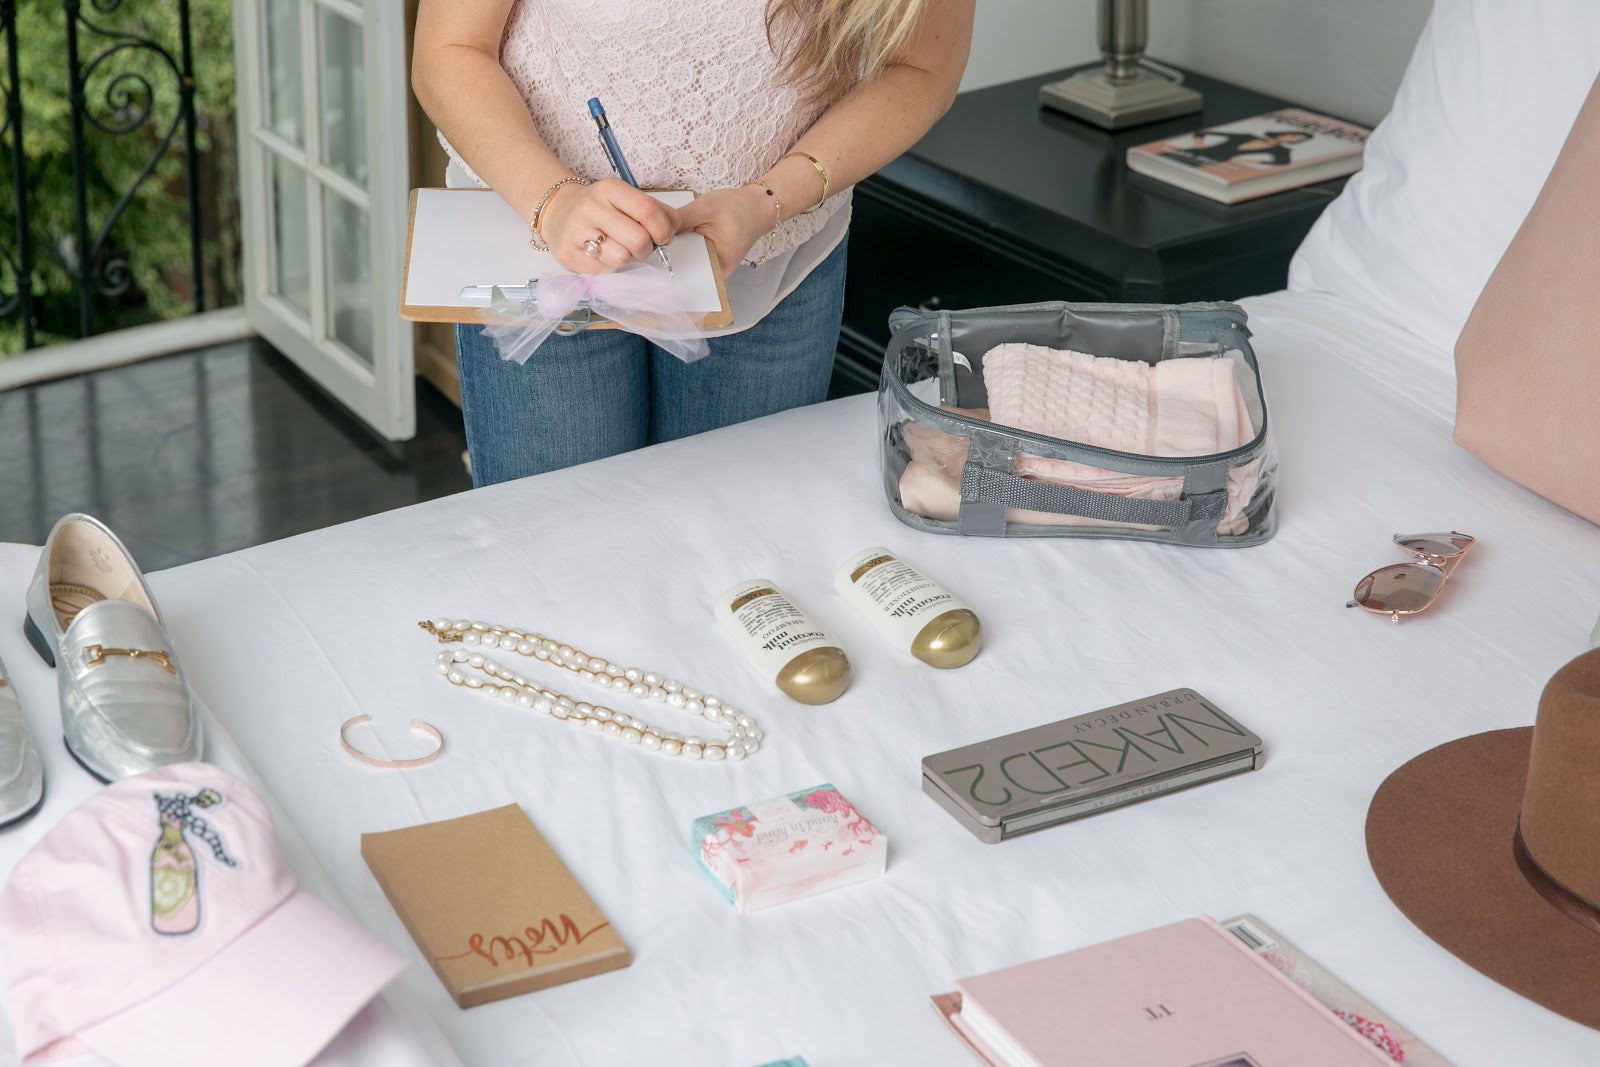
top-left (767, 0), bottom-right (928, 105)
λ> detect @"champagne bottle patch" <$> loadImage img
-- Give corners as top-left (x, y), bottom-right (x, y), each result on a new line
top-left (150, 787), bottom-right (237, 936)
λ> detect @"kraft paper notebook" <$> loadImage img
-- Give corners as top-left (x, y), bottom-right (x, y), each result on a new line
top-left (401, 187), bottom-right (732, 328)
top-left (933, 917), bottom-right (1395, 1067)
top-left (361, 803), bottom-right (631, 1008)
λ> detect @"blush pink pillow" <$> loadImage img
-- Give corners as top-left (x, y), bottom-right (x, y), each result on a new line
top-left (1453, 72), bottom-right (1600, 525)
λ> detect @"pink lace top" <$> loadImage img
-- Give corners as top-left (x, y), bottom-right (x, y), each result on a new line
top-left (439, 0), bottom-right (852, 261)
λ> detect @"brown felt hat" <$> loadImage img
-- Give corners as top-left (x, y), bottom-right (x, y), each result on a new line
top-left (1367, 648), bottom-right (1600, 1027)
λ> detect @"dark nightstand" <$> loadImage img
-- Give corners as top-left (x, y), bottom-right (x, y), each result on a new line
top-left (830, 65), bottom-right (1346, 396)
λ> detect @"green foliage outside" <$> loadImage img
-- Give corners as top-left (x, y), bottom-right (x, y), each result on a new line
top-left (1, 0), bottom-right (239, 355)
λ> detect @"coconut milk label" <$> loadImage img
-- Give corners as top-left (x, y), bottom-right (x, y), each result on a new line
top-left (835, 548), bottom-right (968, 647)
top-left (717, 579), bottom-right (841, 679)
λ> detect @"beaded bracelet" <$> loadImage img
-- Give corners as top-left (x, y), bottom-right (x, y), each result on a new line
top-left (781, 150), bottom-right (830, 214)
top-left (742, 179), bottom-right (783, 266)
top-left (743, 178), bottom-right (783, 228)
top-left (527, 176), bottom-right (590, 252)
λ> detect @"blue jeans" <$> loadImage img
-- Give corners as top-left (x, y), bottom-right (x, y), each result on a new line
top-left (455, 236), bottom-right (847, 486)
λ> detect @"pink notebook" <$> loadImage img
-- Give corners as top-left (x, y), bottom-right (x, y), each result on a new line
top-left (934, 918), bottom-right (1394, 1067)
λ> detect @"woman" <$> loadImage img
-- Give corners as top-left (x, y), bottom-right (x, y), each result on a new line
top-left (413, 0), bottom-right (974, 486)
top-left (1170, 129), bottom-right (1312, 167)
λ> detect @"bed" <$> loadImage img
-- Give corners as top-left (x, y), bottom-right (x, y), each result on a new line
top-left (3, 1), bottom-right (1598, 1064)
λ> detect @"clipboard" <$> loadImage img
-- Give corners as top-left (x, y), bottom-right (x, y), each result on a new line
top-left (400, 188), bottom-right (733, 331)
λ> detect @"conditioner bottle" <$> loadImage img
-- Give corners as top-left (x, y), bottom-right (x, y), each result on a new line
top-left (833, 547), bottom-right (981, 668)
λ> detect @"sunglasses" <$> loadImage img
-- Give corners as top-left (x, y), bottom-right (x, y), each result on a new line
top-left (1349, 532), bottom-right (1476, 623)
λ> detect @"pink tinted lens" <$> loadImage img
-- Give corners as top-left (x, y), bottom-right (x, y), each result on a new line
top-left (1353, 563), bottom-right (1445, 615)
top-left (1394, 532), bottom-right (1474, 559)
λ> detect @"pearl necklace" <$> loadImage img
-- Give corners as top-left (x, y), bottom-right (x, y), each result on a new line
top-left (419, 619), bottom-right (762, 762)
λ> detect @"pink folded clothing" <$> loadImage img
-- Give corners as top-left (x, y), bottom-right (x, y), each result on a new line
top-left (895, 345), bottom-right (1263, 534)
top-left (982, 342), bottom-right (1250, 457)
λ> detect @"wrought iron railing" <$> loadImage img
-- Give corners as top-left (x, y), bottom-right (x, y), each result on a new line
top-left (2, 0), bottom-right (205, 351)
top-left (1, 0), bottom-right (34, 350)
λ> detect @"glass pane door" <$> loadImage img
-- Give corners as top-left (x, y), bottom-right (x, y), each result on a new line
top-left (235, 0), bottom-right (414, 439)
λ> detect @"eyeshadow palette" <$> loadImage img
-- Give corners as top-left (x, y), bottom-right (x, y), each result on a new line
top-left (922, 688), bottom-right (1263, 843)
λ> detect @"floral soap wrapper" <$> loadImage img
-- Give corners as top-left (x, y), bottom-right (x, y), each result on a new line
top-left (691, 784), bottom-right (886, 912)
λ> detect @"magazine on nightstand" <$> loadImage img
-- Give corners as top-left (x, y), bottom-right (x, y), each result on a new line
top-left (1126, 108), bottom-right (1369, 204)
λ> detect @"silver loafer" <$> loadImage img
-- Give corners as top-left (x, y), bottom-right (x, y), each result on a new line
top-left (0, 655), bottom-right (44, 827)
top-left (23, 513), bottom-right (202, 782)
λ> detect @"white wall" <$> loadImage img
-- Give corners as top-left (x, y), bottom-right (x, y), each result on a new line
top-left (960, 0), bottom-right (1433, 127)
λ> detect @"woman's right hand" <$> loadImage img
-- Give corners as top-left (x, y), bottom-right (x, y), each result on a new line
top-left (537, 178), bottom-right (678, 274)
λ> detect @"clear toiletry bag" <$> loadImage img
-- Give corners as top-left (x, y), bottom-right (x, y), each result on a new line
top-left (879, 301), bottom-right (1277, 547)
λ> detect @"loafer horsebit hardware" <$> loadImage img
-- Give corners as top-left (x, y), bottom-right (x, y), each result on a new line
top-left (83, 645), bottom-right (175, 673)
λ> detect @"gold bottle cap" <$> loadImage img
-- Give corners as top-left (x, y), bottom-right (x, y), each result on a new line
top-left (911, 608), bottom-right (982, 669)
top-left (775, 646), bottom-right (852, 704)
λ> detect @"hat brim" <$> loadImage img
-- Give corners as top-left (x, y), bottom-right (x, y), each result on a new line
top-left (74, 889), bottom-right (408, 1067)
top-left (1366, 726), bottom-right (1600, 1029)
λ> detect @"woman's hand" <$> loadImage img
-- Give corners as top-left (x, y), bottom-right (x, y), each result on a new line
top-left (675, 185), bottom-right (777, 277)
top-left (538, 178), bottom-right (679, 274)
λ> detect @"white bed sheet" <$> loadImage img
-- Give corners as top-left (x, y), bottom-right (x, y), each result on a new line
top-left (4, 288), bottom-right (1599, 1065)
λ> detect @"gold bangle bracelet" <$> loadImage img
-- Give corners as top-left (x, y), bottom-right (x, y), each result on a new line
top-left (781, 151), bottom-right (830, 214)
top-left (339, 714), bottom-right (444, 769)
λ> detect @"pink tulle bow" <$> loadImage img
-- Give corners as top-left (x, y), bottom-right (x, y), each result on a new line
top-left (479, 265), bottom-right (710, 365)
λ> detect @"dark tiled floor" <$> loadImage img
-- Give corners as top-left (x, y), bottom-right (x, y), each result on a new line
top-left (0, 339), bottom-right (473, 570)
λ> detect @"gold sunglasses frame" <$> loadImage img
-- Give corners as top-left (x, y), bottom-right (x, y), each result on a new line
top-left (1349, 531), bottom-right (1476, 623)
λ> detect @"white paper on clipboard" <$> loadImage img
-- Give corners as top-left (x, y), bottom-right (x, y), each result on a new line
top-left (401, 188), bottom-right (725, 322)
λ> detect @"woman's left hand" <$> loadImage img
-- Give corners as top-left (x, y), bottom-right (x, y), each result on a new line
top-left (675, 185), bottom-right (777, 276)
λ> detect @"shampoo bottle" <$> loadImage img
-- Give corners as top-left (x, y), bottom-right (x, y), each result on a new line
top-left (716, 580), bottom-right (851, 704)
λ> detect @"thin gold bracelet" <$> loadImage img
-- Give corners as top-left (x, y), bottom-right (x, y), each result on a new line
top-left (527, 176), bottom-right (590, 252)
top-left (781, 150), bottom-right (830, 214)
top-left (742, 178), bottom-right (783, 227)
top-left (742, 179), bottom-right (783, 266)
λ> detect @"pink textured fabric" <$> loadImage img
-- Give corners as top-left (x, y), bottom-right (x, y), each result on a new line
top-left (440, 0), bottom-right (849, 260)
top-left (0, 763), bottom-right (406, 1067)
top-left (983, 343), bottom-right (1247, 457)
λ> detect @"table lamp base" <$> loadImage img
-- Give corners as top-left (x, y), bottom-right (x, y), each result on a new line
top-left (1040, 66), bottom-right (1203, 130)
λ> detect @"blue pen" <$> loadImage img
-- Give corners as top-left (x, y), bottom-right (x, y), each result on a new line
top-left (587, 97), bottom-right (673, 275)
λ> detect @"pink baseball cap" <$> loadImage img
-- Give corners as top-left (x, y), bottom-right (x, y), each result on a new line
top-left (0, 762), bottom-right (407, 1066)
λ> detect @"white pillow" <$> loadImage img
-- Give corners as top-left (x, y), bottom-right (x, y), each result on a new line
top-left (1288, 0), bottom-right (1600, 354)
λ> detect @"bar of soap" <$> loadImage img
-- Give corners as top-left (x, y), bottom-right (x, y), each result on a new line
top-left (691, 784), bottom-right (886, 912)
